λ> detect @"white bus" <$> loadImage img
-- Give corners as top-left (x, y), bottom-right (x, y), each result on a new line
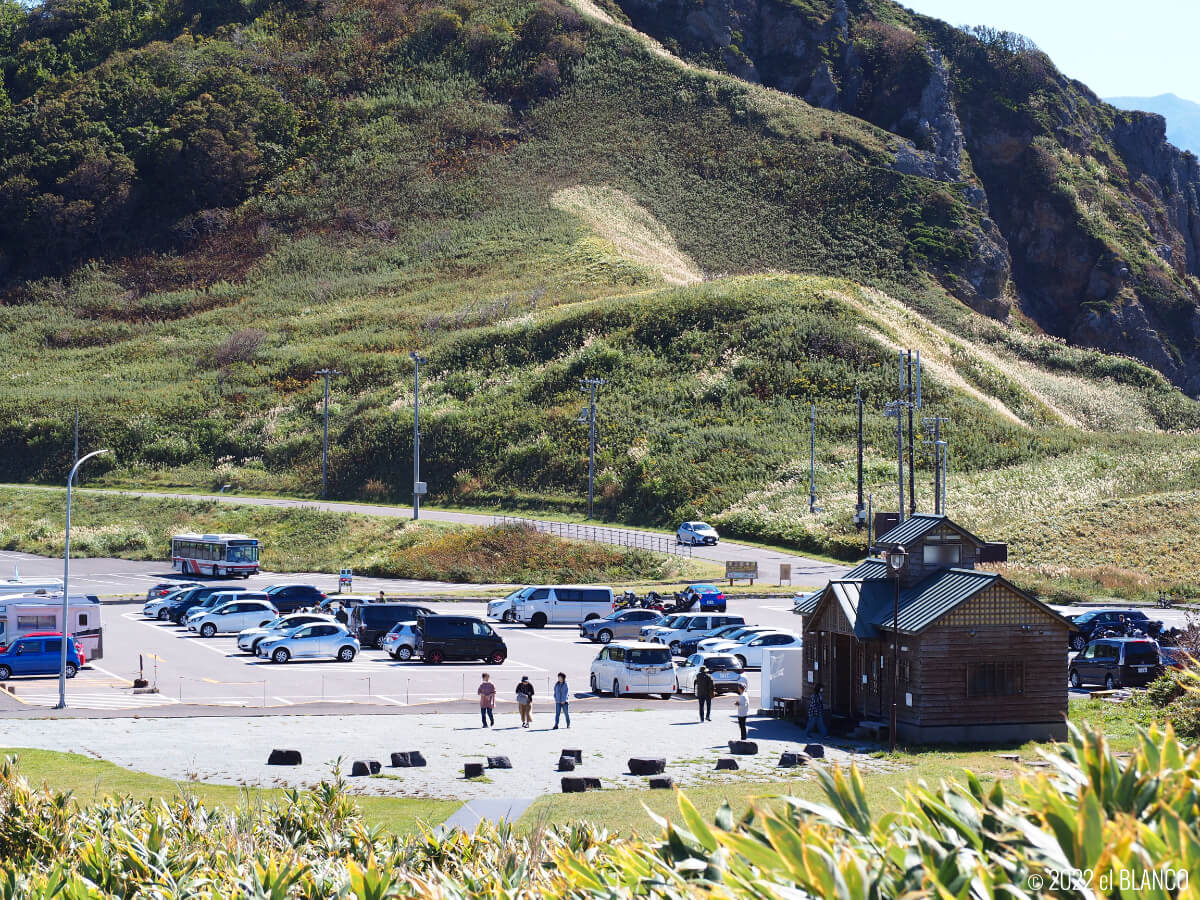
top-left (171, 533), bottom-right (261, 577)
top-left (0, 594), bottom-right (104, 660)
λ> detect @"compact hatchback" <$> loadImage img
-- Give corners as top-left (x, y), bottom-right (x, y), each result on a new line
top-left (676, 522), bottom-right (719, 546)
top-left (188, 597), bottom-right (277, 637)
top-left (0, 635), bottom-right (82, 680)
top-left (1069, 638), bottom-right (1162, 689)
top-left (237, 613), bottom-right (336, 654)
top-left (578, 608), bottom-right (663, 643)
top-left (675, 652), bottom-right (743, 695)
top-left (382, 622), bottom-right (423, 660)
top-left (257, 623), bottom-right (359, 663)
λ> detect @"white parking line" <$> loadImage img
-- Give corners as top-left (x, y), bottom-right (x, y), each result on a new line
top-left (273, 696), bottom-right (293, 705)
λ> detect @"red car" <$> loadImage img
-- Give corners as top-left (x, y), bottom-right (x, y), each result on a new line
top-left (2, 631), bottom-right (87, 665)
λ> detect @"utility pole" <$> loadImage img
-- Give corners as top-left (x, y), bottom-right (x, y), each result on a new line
top-left (73, 408), bottom-right (79, 466)
top-left (808, 403), bottom-right (820, 514)
top-left (906, 351), bottom-right (921, 515)
top-left (854, 389), bottom-right (865, 530)
top-left (410, 353), bottom-right (427, 520)
top-left (578, 377), bottom-right (606, 519)
top-left (315, 368), bottom-right (341, 501)
top-left (921, 416), bottom-right (950, 515)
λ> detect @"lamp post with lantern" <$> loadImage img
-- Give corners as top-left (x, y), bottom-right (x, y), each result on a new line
top-left (885, 544), bottom-right (908, 752)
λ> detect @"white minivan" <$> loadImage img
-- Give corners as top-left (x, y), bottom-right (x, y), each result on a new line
top-left (590, 642), bottom-right (676, 698)
top-left (515, 585), bottom-right (613, 628)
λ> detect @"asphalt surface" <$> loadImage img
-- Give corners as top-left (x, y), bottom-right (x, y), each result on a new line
top-left (0, 590), bottom-right (811, 716)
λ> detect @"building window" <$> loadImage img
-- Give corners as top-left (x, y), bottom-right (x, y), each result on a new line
top-left (966, 662), bottom-right (1024, 697)
top-left (898, 659), bottom-right (912, 685)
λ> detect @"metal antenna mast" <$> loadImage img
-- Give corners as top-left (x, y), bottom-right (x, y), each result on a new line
top-left (578, 378), bottom-right (606, 519)
top-left (921, 416), bottom-right (950, 515)
top-left (410, 353), bottom-right (427, 520)
top-left (854, 389), bottom-right (866, 530)
top-left (315, 368), bottom-right (342, 500)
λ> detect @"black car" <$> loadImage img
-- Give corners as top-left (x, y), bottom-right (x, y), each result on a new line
top-left (348, 603), bottom-right (434, 649)
top-left (419, 614), bottom-right (507, 664)
top-left (1068, 609), bottom-right (1163, 650)
top-left (1069, 638), bottom-right (1161, 690)
top-left (264, 584), bottom-right (327, 614)
top-left (165, 585), bottom-right (249, 623)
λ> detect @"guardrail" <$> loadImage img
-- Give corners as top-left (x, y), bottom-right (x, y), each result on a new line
top-left (492, 516), bottom-right (691, 558)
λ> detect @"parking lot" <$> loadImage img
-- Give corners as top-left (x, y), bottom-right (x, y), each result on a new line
top-left (4, 590), bottom-right (812, 713)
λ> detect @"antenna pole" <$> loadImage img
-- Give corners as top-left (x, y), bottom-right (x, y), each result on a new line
top-left (854, 389), bottom-right (865, 529)
top-left (907, 352), bottom-right (916, 515)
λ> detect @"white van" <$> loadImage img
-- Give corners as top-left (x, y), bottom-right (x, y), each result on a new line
top-left (515, 585), bottom-right (613, 628)
top-left (589, 642), bottom-right (676, 698)
top-left (0, 576), bottom-right (64, 598)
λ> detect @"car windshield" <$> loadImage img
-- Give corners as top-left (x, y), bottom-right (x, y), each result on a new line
top-left (737, 631), bottom-right (777, 644)
top-left (1073, 612), bottom-right (1096, 623)
top-left (704, 656), bottom-right (740, 670)
top-left (627, 648), bottom-right (672, 665)
top-left (1125, 612), bottom-right (1150, 622)
top-left (262, 617), bottom-right (287, 629)
top-left (1124, 643), bottom-right (1159, 665)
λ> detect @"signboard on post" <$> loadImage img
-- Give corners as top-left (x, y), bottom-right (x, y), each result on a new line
top-left (725, 560), bottom-right (758, 585)
top-left (338, 568), bottom-right (353, 593)
top-left (413, 481), bottom-right (427, 496)
top-left (779, 563), bottom-right (791, 585)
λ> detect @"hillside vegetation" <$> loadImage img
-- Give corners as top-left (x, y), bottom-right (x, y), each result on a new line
top-left (1, 0), bottom-right (1200, 600)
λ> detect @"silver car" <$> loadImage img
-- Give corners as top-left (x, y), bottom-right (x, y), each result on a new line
top-left (257, 623), bottom-right (359, 663)
top-left (487, 587), bottom-right (532, 624)
top-left (675, 652), bottom-right (744, 695)
top-left (676, 521), bottom-right (719, 546)
top-left (382, 621), bottom-right (423, 660)
top-left (579, 608), bottom-right (664, 643)
top-left (237, 613), bottom-right (337, 654)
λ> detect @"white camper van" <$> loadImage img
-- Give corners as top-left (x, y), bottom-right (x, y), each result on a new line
top-left (0, 594), bottom-right (104, 660)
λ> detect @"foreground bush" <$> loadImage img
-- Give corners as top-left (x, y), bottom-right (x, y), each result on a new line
top-left (2, 718), bottom-right (1199, 897)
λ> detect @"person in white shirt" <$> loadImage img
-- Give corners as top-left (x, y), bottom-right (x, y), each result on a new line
top-left (734, 686), bottom-right (750, 740)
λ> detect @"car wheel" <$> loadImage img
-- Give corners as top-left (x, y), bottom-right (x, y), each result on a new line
top-left (1069, 670), bottom-right (1082, 688)
top-left (65, 663), bottom-right (78, 678)
top-left (397, 646), bottom-right (414, 661)
top-left (735, 655), bottom-right (747, 669)
top-left (200, 623), bottom-right (217, 638)
top-left (598, 629), bottom-right (613, 644)
top-left (1071, 634), bottom-right (1086, 652)
top-left (489, 650), bottom-right (507, 664)
top-left (590, 674), bottom-right (599, 693)
top-left (376, 635), bottom-right (387, 650)
top-left (669, 641), bottom-right (681, 656)
top-left (157, 608), bottom-right (170, 621)
top-left (429, 650), bottom-right (445, 665)
top-left (1105, 674), bottom-right (1116, 690)
top-left (613, 679), bottom-right (620, 695)
top-left (337, 646), bottom-right (356, 662)
top-left (0, 665), bottom-right (11, 680)
top-left (531, 613), bottom-right (547, 629)
top-left (502, 610), bottom-right (515, 624)
top-left (272, 647), bottom-right (290, 664)
top-left (661, 693), bottom-right (672, 700)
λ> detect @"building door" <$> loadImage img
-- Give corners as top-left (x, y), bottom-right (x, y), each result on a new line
top-left (833, 634), bottom-right (853, 716)
top-left (852, 645), bottom-right (865, 717)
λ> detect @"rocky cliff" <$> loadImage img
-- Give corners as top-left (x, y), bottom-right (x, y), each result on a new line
top-left (615, 0), bottom-right (1200, 394)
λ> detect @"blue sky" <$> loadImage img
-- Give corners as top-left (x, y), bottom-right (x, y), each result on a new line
top-left (901, 0), bottom-right (1199, 102)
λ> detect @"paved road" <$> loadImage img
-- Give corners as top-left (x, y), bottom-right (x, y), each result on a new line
top-left (11, 485), bottom-right (848, 588)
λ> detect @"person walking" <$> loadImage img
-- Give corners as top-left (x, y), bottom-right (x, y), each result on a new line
top-left (803, 683), bottom-right (828, 738)
top-left (734, 685), bottom-right (749, 740)
top-left (694, 666), bottom-right (714, 722)
top-left (516, 675), bottom-right (535, 727)
top-left (553, 672), bottom-right (571, 729)
top-left (477, 673), bottom-right (496, 728)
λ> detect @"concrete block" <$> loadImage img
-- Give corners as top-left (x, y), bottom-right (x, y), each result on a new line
top-left (583, 777), bottom-right (601, 790)
top-left (351, 760), bottom-right (381, 776)
top-left (648, 776), bottom-right (674, 789)
top-left (628, 757), bottom-right (666, 775)
top-left (267, 749), bottom-right (301, 766)
top-left (728, 740), bottom-right (758, 755)
top-left (715, 757), bottom-right (739, 771)
top-left (557, 756), bottom-right (576, 772)
top-left (464, 762), bottom-right (485, 779)
top-left (803, 744), bottom-right (825, 759)
top-left (561, 777), bottom-right (588, 793)
top-left (561, 749), bottom-right (583, 763)
top-left (487, 756), bottom-right (512, 769)
top-left (390, 751), bottom-right (427, 767)
top-left (778, 751), bottom-right (803, 768)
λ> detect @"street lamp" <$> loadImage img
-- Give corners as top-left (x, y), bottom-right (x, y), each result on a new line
top-left (411, 352), bottom-right (428, 520)
top-left (885, 544), bottom-right (907, 752)
top-left (56, 448), bottom-right (109, 710)
top-left (315, 368), bottom-right (342, 500)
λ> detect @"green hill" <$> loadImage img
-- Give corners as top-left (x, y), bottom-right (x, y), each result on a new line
top-left (2, 0), bottom-right (1200, 598)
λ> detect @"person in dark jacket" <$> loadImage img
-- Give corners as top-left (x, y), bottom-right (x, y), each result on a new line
top-left (694, 666), bottom-right (714, 722)
top-left (516, 676), bottom-right (535, 727)
top-left (803, 683), bottom-right (827, 738)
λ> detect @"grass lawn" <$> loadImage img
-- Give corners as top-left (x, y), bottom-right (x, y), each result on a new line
top-left (0, 747), bottom-right (457, 835)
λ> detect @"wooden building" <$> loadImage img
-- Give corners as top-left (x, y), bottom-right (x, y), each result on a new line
top-left (794, 514), bottom-right (1071, 743)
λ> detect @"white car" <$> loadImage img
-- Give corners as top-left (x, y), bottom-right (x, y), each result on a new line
top-left (647, 614), bottom-right (745, 656)
top-left (381, 621), bottom-right (423, 660)
top-left (487, 587), bottom-right (532, 624)
top-left (237, 613), bottom-right (336, 654)
top-left (183, 589), bottom-right (253, 626)
top-left (709, 631), bottom-right (802, 669)
top-left (257, 623), bottom-right (359, 663)
top-left (639, 614), bottom-right (690, 642)
top-left (589, 642), bottom-right (676, 698)
top-left (188, 598), bottom-right (277, 637)
top-left (675, 652), bottom-right (745, 695)
top-left (143, 588), bottom-right (190, 620)
top-left (676, 521), bottom-right (719, 546)
top-left (695, 625), bottom-right (776, 654)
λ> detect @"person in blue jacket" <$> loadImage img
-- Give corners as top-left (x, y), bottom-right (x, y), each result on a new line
top-left (553, 672), bottom-right (571, 729)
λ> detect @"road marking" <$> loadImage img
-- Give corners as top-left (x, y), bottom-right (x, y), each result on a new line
top-left (18, 692), bottom-right (179, 710)
top-left (374, 695), bottom-right (406, 706)
top-left (273, 696), bottom-right (293, 705)
top-left (201, 678), bottom-right (220, 684)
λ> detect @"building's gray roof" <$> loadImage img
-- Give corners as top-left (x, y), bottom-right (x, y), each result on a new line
top-left (872, 568), bottom-right (998, 634)
top-left (792, 588), bottom-right (823, 617)
top-left (832, 580), bottom-right (895, 639)
top-left (843, 558), bottom-right (889, 580)
top-left (874, 514), bottom-right (986, 549)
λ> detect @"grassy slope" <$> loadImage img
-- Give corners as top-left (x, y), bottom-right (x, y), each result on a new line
top-left (0, 747), bottom-right (457, 835)
top-left (1, 0), bottom-right (1198, 601)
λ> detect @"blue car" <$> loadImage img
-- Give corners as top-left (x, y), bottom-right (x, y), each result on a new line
top-left (0, 635), bottom-right (82, 680)
top-left (680, 583), bottom-right (727, 612)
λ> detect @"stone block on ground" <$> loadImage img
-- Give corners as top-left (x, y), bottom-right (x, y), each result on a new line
top-left (267, 749), bottom-right (301, 766)
top-left (628, 757), bottom-right (666, 775)
top-left (583, 777), bottom-right (601, 790)
top-left (561, 749), bottom-right (583, 763)
top-left (778, 751), bottom-right (804, 768)
top-left (803, 744), bottom-right (825, 759)
top-left (557, 756), bottom-right (576, 772)
top-left (464, 762), bottom-right (485, 779)
top-left (351, 760), bottom-right (381, 776)
top-left (390, 751), bottom-right (427, 767)
top-left (561, 777), bottom-right (588, 793)
top-left (715, 757), bottom-right (739, 771)
top-left (648, 776), bottom-right (674, 789)
top-left (728, 740), bottom-right (758, 755)
top-left (487, 756), bottom-right (512, 769)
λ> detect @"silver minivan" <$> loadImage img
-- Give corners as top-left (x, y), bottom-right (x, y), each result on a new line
top-left (516, 585), bottom-right (614, 628)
